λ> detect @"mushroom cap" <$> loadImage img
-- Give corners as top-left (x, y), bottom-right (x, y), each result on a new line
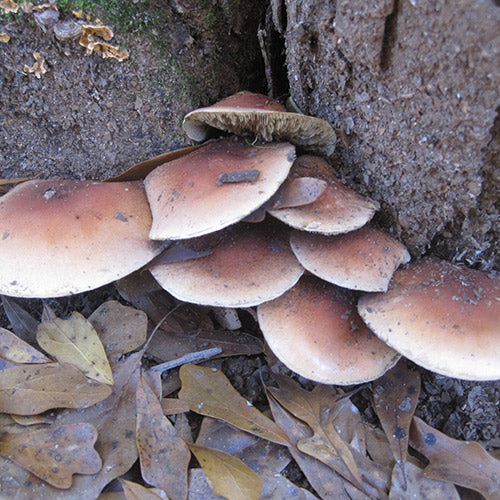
top-left (183, 91), bottom-right (337, 155)
top-left (0, 180), bottom-right (163, 298)
top-left (268, 155), bottom-right (379, 234)
top-left (150, 223), bottom-right (304, 307)
top-left (257, 276), bottom-right (400, 384)
top-left (145, 137), bottom-right (295, 240)
top-left (290, 226), bottom-right (410, 292)
top-left (358, 259), bottom-right (500, 381)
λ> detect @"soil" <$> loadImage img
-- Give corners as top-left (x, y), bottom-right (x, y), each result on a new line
top-left (0, 0), bottom-right (499, 495)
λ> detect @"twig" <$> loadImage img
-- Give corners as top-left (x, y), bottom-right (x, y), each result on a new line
top-left (151, 347), bottom-right (222, 373)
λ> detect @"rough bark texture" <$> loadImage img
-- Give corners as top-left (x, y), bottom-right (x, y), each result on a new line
top-left (277, 0), bottom-right (499, 268)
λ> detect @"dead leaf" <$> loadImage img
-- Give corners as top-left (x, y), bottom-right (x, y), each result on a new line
top-left (267, 378), bottom-right (365, 490)
top-left (0, 326), bottom-right (50, 364)
top-left (1, 295), bottom-right (39, 343)
top-left (37, 311), bottom-right (114, 385)
top-left (0, 362), bottom-right (112, 415)
top-left (0, 32), bottom-right (9, 42)
top-left (389, 461), bottom-right (460, 499)
top-left (410, 416), bottom-right (500, 499)
top-left (268, 394), bottom-right (372, 500)
top-left (136, 376), bottom-right (190, 500)
top-left (161, 397), bottom-right (190, 416)
top-left (11, 413), bottom-right (56, 426)
top-left (24, 52), bottom-right (47, 78)
top-left (372, 360), bottom-right (421, 467)
top-left (88, 301), bottom-right (147, 358)
top-left (107, 144), bottom-right (203, 182)
top-left (121, 479), bottom-right (168, 500)
top-left (14, 351), bottom-right (143, 499)
top-left (179, 364), bottom-right (290, 446)
top-left (0, 423), bottom-right (101, 489)
top-left (0, 0), bottom-right (18, 13)
top-left (188, 443), bottom-right (262, 500)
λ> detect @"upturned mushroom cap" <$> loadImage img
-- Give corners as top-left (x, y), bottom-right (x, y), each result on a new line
top-left (358, 259), bottom-right (500, 381)
top-left (268, 155), bottom-right (379, 234)
top-left (257, 276), bottom-right (400, 384)
top-left (0, 180), bottom-right (163, 298)
top-left (145, 137), bottom-right (295, 240)
top-left (150, 223), bottom-right (304, 307)
top-left (290, 226), bottom-right (410, 292)
top-left (183, 91), bottom-right (337, 155)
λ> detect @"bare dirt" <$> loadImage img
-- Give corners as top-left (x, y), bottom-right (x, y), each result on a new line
top-left (1, 0), bottom-right (499, 492)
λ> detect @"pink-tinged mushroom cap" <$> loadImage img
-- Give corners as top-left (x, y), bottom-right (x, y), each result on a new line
top-left (257, 276), bottom-right (400, 384)
top-left (358, 259), bottom-right (500, 380)
top-left (0, 180), bottom-right (163, 298)
top-left (150, 223), bottom-right (304, 307)
top-left (290, 226), bottom-right (410, 292)
top-left (145, 137), bottom-right (295, 240)
top-left (183, 91), bottom-right (337, 155)
top-left (268, 155), bottom-right (378, 234)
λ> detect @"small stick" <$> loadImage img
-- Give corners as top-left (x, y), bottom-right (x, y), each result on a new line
top-left (151, 347), bottom-right (222, 373)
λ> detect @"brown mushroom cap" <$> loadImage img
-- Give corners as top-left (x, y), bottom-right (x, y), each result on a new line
top-left (290, 226), bottom-right (410, 292)
top-left (268, 155), bottom-right (379, 234)
top-left (257, 276), bottom-right (400, 384)
top-left (145, 137), bottom-right (295, 240)
top-left (0, 180), bottom-right (163, 298)
top-left (358, 259), bottom-right (500, 381)
top-left (183, 91), bottom-right (337, 155)
top-left (150, 223), bottom-right (304, 307)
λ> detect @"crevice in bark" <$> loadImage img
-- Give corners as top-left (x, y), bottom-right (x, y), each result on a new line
top-left (380, 0), bottom-right (399, 72)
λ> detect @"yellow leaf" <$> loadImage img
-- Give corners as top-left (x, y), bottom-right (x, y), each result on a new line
top-left (179, 364), bottom-right (290, 446)
top-left (121, 479), bottom-right (168, 500)
top-left (37, 311), bottom-right (113, 385)
top-left (188, 443), bottom-right (262, 500)
top-left (0, 326), bottom-right (50, 364)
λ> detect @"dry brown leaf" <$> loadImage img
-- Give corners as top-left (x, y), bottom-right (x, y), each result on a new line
top-left (37, 312), bottom-right (113, 385)
top-left (11, 413), bottom-right (56, 426)
top-left (1, 295), bottom-right (39, 343)
top-left (0, 326), bottom-right (50, 364)
top-left (267, 378), bottom-right (365, 490)
top-left (0, 0), bottom-right (18, 13)
top-left (372, 360), bottom-right (421, 467)
top-left (267, 395), bottom-right (371, 500)
top-left (188, 443), bottom-right (262, 500)
top-left (161, 397), bottom-right (190, 416)
top-left (136, 376), bottom-right (190, 500)
top-left (24, 52), bottom-right (47, 78)
top-left (121, 479), bottom-right (168, 500)
top-left (0, 32), bottom-right (9, 42)
top-left (107, 144), bottom-right (203, 182)
top-left (389, 461), bottom-right (460, 499)
top-left (178, 364), bottom-right (290, 446)
top-left (89, 301), bottom-right (147, 358)
top-left (0, 423), bottom-right (101, 489)
top-left (0, 362), bottom-right (112, 415)
top-left (410, 416), bottom-right (500, 499)
top-left (364, 423), bottom-right (394, 468)
top-left (13, 351), bottom-right (143, 499)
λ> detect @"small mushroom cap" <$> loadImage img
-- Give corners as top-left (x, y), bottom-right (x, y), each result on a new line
top-left (257, 276), bottom-right (400, 384)
top-left (150, 223), bottom-right (304, 307)
top-left (268, 155), bottom-right (379, 234)
top-left (290, 226), bottom-right (410, 292)
top-left (358, 259), bottom-right (500, 381)
top-left (145, 137), bottom-right (295, 240)
top-left (183, 91), bottom-right (337, 155)
top-left (0, 180), bottom-right (163, 298)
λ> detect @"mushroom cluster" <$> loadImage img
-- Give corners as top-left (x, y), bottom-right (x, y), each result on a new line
top-left (1, 91), bottom-right (498, 384)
